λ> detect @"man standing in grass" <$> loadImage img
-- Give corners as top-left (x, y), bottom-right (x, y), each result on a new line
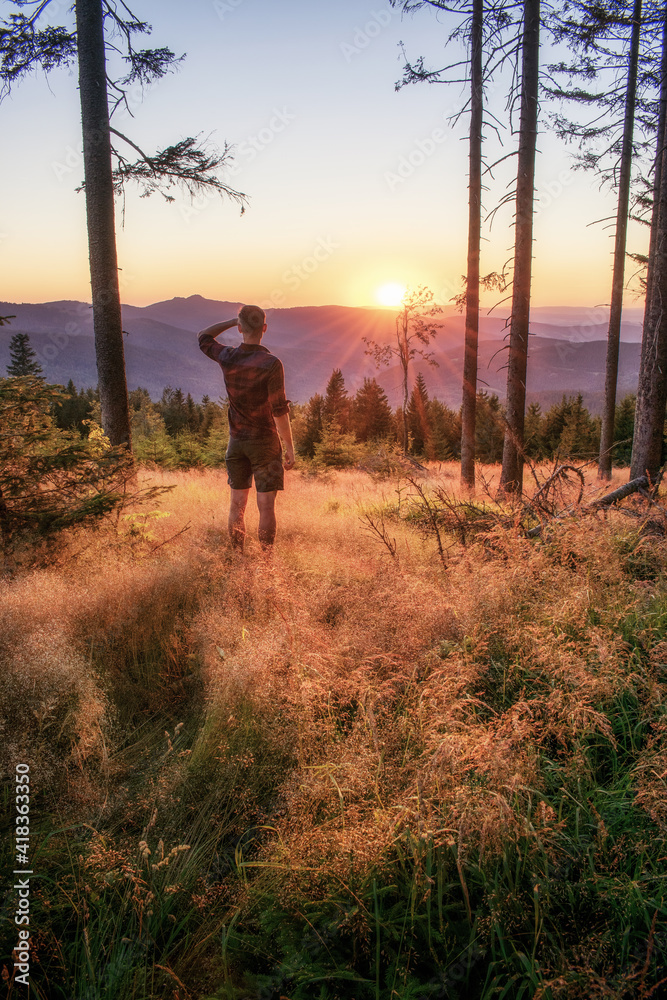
top-left (198, 304), bottom-right (294, 552)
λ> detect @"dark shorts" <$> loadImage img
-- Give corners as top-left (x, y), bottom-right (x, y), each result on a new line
top-left (225, 436), bottom-right (285, 492)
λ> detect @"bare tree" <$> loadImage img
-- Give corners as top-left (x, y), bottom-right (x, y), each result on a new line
top-left (545, 1), bottom-right (665, 478)
top-left (364, 286), bottom-right (442, 455)
top-left (1, 0), bottom-right (245, 448)
top-left (597, 0), bottom-right (644, 479)
top-left (392, 0), bottom-right (515, 489)
top-left (461, 0), bottom-right (485, 490)
top-left (548, 0), bottom-right (645, 478)
top-left (499, 0), bottom-right (540, 496)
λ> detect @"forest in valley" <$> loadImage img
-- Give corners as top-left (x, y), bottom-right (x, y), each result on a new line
top-left (5, 331), bottom-right (638, 471)
top-left (3, 0), bottom-right (667, 998)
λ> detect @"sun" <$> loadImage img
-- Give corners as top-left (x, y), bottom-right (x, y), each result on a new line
top-left (376, 282), bottom-right (406, 308)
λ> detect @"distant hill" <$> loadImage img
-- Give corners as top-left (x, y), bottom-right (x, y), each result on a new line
top-left (0, 295), bottom-right (643, 413)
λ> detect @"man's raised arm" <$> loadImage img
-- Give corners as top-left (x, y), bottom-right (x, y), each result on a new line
top-left (198, 318), bottom-right (238, 362)
top-left (274, 412), bottom-right (295, 471)
top-left (199, 318), bottom-right (238, 339)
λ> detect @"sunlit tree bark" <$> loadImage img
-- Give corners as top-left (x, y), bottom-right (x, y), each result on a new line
top-left (598, 0), bottom-right (643, 479)
top-left (631, 9), bottom-right (667, 481)
top-left (76, 0), bottom-right (130, 447)
top-left (499, 0), bottom-right (540, 496)
top-left (460, 0), bottom-right (484, 490)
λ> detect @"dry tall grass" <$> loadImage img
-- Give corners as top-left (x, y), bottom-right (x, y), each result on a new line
top-left (2, 461), bottom-right (666, 998)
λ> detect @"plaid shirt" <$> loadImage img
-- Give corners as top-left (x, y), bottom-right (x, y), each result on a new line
top-left (199, 333), bottom-right (290, 440)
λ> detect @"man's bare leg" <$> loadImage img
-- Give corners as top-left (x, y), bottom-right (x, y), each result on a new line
top-left (256, 490), bottom-right (277, 550)
top-left (229, 488), bottom-right (250, 551)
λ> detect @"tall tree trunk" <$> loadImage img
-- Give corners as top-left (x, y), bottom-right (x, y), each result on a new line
top-left (630, 10), bottom-right (667, 481)
top-left (76, 0), bottom-right (132, 448)
top-left (640, 8), bottom-right (667, 360)
top-left (598, 0), bottom-right (642, 480)
top-left (460, 0), bottom-right (484, 491)
top-left (499, 0), bottom-right (540, 496)
top-left (399, 307), bottom-right (409, 454)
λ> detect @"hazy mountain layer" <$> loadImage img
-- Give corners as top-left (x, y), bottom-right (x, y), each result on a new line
top-left (0, 295), bottom-right (643, 412)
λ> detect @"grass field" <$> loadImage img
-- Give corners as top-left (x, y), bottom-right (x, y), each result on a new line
top-left (1, 461), bottom-right (666, 999)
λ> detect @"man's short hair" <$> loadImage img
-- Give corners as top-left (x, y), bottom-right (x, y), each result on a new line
top-left (238, 304), bottom-right (266, 334)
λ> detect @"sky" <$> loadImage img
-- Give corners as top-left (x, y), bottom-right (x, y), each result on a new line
top-left (0, 0), bottom-right (652, 311)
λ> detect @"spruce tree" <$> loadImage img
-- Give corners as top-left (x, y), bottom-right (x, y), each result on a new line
top-left (541, 394), bottom-right (598, 458)
top-left (159, 386), bottom-right (188, 436)
top-left (323, 369), bottom-right (350, 432)
top-left (0, 376), bottom-right (167, 541)
top-left (613, 393), bottom-right (636, 464)
top-left (299, 394), bottom-right (325, 458)
top-left (6, 333), bottom-right (43, 378)
top-left (200, 396), bottom-right (223, 438)
top-left (541, 395), bottom-right (573, 455)
top-left (475, 391), bottom-right (505, 463)
top-left (558, 395), bottom-right (599, 458)
top-left (314, 418), bottom-right (362, 468)
top-left (524, 401), bottom-right (544, 460)
top-left (428, 398), bottom-right (461, 460)
top-left (407, 373), bottom-right (432, 456)
top-left (186, 392), bottom-right (201, 433)
top-left (53, 379), bottom-right (95, 434)
top-left (351, 378), bottom-right (394, 442)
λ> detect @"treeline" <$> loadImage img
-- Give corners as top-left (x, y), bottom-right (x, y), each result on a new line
top-left (293, 368), bottom-right (636, 466)
top-left (50, 368), bottom-right (637, 469)
top-left (50, 380), bottom-right (231, 468)
top-left (5, 334), bottom-right (638, 469)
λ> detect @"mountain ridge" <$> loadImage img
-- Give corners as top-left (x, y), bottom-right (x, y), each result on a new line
top-left (0, 296), bottom-right (643, 413)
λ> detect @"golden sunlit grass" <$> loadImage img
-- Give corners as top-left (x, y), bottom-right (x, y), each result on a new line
top-left (1, 461), bottom-right (666, 998)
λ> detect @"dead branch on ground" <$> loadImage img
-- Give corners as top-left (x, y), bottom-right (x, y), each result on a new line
top-left (359, 510), bottom-right (398, 560)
